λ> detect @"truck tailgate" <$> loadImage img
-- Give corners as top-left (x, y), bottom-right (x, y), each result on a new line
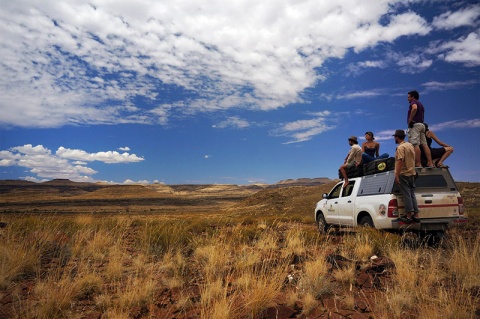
top-left (417, 193), bottom-right (461, 218)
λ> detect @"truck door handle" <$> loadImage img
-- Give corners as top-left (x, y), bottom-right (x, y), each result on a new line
top-left (334, 201), bottom-right (338, 204)
top-left (347, 200), bottom-right (352, 203)
top-left (425, 200), bottom-right (432, 204)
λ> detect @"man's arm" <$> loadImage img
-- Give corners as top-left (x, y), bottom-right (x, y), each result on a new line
top-left (395, 159), bottom-right (403, 184)
top-left (344, 151), bottom-right (350, 164)
top-left (408, 104), bottom-right (417, 125)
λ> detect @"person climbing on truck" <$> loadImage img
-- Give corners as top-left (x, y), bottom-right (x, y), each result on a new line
top-left (393, 129), bottom-right (420, 223)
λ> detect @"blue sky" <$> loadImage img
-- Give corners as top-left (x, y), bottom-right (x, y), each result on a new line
top-left (1, 0), bottom-right (479, 185)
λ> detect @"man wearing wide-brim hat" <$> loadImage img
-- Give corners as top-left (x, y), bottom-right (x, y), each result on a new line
top-left (393, 129), bottom-right (420, 223)
top-left (339, 135), bottom-right (362, 188)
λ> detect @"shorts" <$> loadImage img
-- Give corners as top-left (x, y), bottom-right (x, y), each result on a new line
top-left (407, 123), bottom-right (427, 146)
top-left (346, 162), bottom-right (356, 169)
top-left (431, 147), bottom-right (446, 160)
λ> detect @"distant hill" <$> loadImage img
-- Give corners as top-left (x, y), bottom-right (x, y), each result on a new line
top-left (0, 177), bottom-right (333, 196)
top-left (0, 178), bottom-right (478, 215)
top-left (273, 177), bottom-right (334, 187)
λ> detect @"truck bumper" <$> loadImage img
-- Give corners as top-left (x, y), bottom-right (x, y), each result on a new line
top-left (391, 216), bottom-right (469, 232)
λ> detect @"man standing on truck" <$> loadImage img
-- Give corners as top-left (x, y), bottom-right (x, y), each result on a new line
top-left (393, 129), bottom-right (420, 223)
top-left (339, 136), bottom-right (362, 188)
top-left (407, 90), bottom-right (434, 168)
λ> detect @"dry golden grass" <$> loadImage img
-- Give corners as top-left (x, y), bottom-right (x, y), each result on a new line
top-left (0, 203), bottom-right (478, 318)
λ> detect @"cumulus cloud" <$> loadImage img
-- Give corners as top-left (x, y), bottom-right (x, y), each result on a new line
top-left (56, 147), bottom-right (144, 163)
top-left (436, 32), bottom-right (480, 66)
top-left (0, 0), bottom-right (441, 128)
top-left (0, 144), bottom-right (144, 181)
top-left (432, 4), bottom-right (480, 30)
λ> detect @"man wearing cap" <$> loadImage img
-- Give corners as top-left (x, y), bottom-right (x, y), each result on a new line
top-left (393, 129), bottom-right (420, 223)
top-left (407, 90), bottom-right (434, 167)
top-left (339, 136), bottom-right (362, 188)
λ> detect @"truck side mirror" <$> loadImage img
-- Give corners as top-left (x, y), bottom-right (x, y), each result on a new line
top-left (322, 193), bottom-right (328, 199)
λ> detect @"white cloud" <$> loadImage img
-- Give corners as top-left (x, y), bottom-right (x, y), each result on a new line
top-left (119, 146), bottom-right (131, 151)
top-left (122, 179), bottom-right (150, 185)
top-left (432, 4), bottom-right (480, 30)
top-left (337, 90), bottom-right (383, 100)
top-left (371, 118), bottom-right (480, 142)
top-left (0, 144), bottom-right (144, 181)
top-left (204, 155), bottom-right (212, 159)
top-left (273, 111), bottom-right (336, 144)
top-left (422, 80), bottom-right (479, 92)
top-left (0, 0), bottom-right (438, 128)
top-left (428, 119), bottom-right (480, 131)
top-left (213, 116), bottom-right (250, 129)
top-left (56, 147), bottom-right (144, 163)
top-left (359, 61), bottom-right (387, 68)
top-left (436, 32), bottom-right (480, 66)
top-left (23, 176), bottom-right (49, 183)
top-left (346, 60), bottom-right (388, 76)
top-left (394, 53), bottom-right (433, 73)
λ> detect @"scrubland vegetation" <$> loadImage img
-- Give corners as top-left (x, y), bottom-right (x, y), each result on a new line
top-left (0, 208), bottom-right (479, 319)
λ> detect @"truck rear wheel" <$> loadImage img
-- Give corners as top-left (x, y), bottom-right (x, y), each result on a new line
top-left (420, 231), bottom-right (446, 247)
top-left (317, 213), bottom-right (329, 233)
top-left (359, 215), bottom-right (374, 228)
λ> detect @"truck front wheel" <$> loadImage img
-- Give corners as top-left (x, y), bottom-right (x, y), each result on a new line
top-left (317, 213), bottom-right (329, 233)
top-left (359, 215), bottom-right (374, 228)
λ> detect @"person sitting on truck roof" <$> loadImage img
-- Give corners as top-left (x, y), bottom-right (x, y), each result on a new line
top-left (393, 129), bottom-right (420, 223)
top-left (339, 136), bottom-right (362, 188)
top-left (361, 131), bottom-right (389, 164)
top-left (420, 123), bottom-right (454, 168)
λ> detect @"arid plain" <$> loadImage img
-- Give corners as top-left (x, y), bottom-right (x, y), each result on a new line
top-left (0, 178), bottom-right (479, 319)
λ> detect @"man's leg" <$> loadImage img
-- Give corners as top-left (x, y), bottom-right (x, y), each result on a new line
top-left (408, 175), bottom-right (420, 221)
top-left (399, 175), bottom-right (414, 218)
top-left (437, 146), bottom-right (454, 167)
top-left (414, 146), bottom-right (422, 167)
top-left (408, 125), bottom-right (422, 167)
top-left (362, 153), bottom-right (374, 164)
top-left (421, 144), bottom-right (434, 167)
top-left (340, 165), bottom-right (349, 187)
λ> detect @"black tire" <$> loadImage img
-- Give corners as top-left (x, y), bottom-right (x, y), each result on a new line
top-left (317, 213), bottom-right (329, 234)
top-left (359, 215), bottom-right (374, 228)
top-left (420, 231), bottom-right (446, 247)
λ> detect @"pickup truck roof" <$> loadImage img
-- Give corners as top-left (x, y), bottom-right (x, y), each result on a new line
top-left (353, 167), bottom-right (459, 197)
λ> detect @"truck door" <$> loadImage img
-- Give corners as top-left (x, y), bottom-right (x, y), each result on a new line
top-left (336, 181), bottom-right (356, 226)
top-left (323, 183), bottom-right (343, 224)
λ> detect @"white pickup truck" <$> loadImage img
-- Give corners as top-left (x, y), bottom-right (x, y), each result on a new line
top-left (314, 167), bottom-right (467, 235)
